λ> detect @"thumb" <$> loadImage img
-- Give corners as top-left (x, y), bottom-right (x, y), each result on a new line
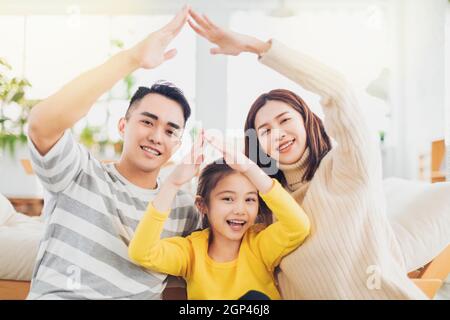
top-left (210, 47), bottom-right (224, 55)
top-left (164, 48), bottom-right (178, 61)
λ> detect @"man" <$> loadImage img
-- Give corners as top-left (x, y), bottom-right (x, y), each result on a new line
top-left (26, 6), bottom-right (200, 299)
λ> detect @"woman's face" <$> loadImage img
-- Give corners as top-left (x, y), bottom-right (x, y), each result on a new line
top-left (254, 100), bottom-right (307, 165)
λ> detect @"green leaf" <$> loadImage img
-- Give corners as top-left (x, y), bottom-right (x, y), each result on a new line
top-left (0, 57), bottom-right (12, 70)
top-left (11, 91), bottom-right (25, 103)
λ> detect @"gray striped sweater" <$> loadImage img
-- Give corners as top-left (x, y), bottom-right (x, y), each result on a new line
top-left (27, 131), bottom-right (200, 299)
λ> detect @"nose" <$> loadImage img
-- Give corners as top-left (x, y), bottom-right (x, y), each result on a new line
top-left (233, 201), bottom-right (246, 216)
top-left (148, 126), bottom-right (163, 145)
top-left (274, 128), bottom-right (287, 142)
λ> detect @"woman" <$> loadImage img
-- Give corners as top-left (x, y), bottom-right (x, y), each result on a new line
top-left (188, 9), bottom-right (428, 299)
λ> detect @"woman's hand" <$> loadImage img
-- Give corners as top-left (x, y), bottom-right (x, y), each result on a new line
top-left (188, 9), bottom-right (271, 56)
top-left (128, 5), bottom-right (190, 69)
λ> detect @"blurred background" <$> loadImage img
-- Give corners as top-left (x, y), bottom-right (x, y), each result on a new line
top-left (0, 0), bottom-right (449, 197)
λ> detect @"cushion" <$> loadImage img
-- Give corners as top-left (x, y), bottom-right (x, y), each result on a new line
top-left (383, 178), bottom-right (450, 272)
top-left (0, 193), bottom-right (44, 281)
top-left (0, 193), bottom-right (16, 225)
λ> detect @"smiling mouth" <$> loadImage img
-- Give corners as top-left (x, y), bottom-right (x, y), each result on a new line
top-left (141, 145), bottom-right (162, 156)
top-left (278, 139), bottom-right (295, 152)
top-left (226, 219), bottom-right (247, 231)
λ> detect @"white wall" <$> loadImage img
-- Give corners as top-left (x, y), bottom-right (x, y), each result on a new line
top-left (446, 2), bottom-right (450, 180)
top-left (0, 0), bottom-right (448, 197)
top-left (390, 0), bottom-right (447, 179)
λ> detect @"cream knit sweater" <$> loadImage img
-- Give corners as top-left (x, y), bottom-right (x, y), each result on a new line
top-left (259, 40), bottom-right (426, 299)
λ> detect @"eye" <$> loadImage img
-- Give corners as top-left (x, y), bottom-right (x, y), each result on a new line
top-left (280, 118), bottom-right (291, 124)
top-left (246, 197), bottom-right (257, 203)
top-left (260, 128), bottom-right (270, 136)
top-left (221, 197), bottom-right (233, 202)
top-left (166, 130), bottom-right (174, 136)
top-left (141, 120), bottom-right (154, 126)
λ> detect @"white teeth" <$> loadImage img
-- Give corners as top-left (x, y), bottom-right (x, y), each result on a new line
top-left (142, 146), bottom-right (161, 156)
top-left (279, 140), bottom-right (293, 151)
top-left (228, 219), bottom-right (246, 225)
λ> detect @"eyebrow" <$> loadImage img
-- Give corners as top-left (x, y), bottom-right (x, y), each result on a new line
top-left (140, 111), bottom-right (182, 130)
top-left (257, 111), bottom-right (290, 131)
top-left (216, 190), bottom-right (258, 196)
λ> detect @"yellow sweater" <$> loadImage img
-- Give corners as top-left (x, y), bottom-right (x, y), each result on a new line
top-left (129, 179), bottom-right (310, 300)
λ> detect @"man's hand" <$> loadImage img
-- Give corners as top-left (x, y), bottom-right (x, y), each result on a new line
top-left (129, 5), bottom-right (190, 69)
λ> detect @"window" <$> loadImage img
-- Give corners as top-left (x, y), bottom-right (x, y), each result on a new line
top-left (1, 14), bottom-right (196, 160)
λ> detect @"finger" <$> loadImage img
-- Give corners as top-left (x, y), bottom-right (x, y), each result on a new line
top-left (210, 47), bottom-right (225, 55)
top-left (164, 5), bottom-right (189, 34)
top-left (205, 134), bottom-right (225, 154)
top-left (202, 14), bottom-right (218, 29)
top-left (193, 129), bottom-right (204, 149)
top-left (188, 8), bottom-right (211, 30)
top-left (188, 19), bottom-right (207, 38)
top-left (188, 133), bottom-right (204, 164)
top-left (194, 163), bottom-right (201, 176)
top-left (163, 48), bottom-right (177, 61)
top-left (195, 153), bottom-right (204, 165)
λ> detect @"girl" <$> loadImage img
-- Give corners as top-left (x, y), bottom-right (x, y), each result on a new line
top-left (187, 9), bottom-right (432, 299)
top-left (128, 133), bottom-right (310, 300)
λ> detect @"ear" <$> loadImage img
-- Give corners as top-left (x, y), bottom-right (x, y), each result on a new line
top-left (118, 117), bottom-right (126, 138)
top-left (195, 195), bottom-right (207, 215)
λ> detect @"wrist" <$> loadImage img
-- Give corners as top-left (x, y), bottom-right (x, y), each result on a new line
top-left (165, 176), bottom-right (184, 190)
top-left (122, 48), bottom-right (142, 71)
top-left (243, 161), bottom-right (259, 174)
top-left (245, 37), bottom-right (271, 56)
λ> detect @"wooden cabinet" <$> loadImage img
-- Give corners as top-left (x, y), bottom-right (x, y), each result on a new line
top-left (7, 197), bottom-right (43, 217)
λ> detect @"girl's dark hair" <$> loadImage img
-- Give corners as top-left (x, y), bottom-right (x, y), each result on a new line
top-left (196, 158), bottom-right (273, 232)
top-left (244, 89), bottom-right (332, 187)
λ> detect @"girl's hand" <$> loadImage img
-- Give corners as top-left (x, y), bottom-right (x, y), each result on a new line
top-left (205, 132), bottom-right (274, 194)
top-left (128, 5), bottom-right (189, 69)
top-left (188, 9), bottom-right (271, 56)
top-left (167, 130), bottom-right (205, 188)
top-left (205, 132), bottom-right (254, 173)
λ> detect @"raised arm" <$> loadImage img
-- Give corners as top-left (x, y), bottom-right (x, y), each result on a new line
top-left (189, 9), bottom-right (377, 176)
top-left (128, 132), bottom-right (204, 277)
top-left (205, 133), bottom-right (310, 270)
top-left (204, 132), bottom-right (273, 193)
top-left (28, 6), bottom-right (190, 156)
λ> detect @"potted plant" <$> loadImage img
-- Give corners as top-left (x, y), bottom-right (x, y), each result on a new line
top-left (0, 57), bottom-right (38, 156)
top-left (0, 57), bottom-right (42, 197)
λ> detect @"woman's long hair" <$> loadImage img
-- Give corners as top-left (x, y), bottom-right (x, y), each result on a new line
top-left (244, 89), bottom-right (332, 187)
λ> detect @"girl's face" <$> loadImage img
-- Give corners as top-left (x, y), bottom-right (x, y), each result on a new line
top-left (254, 100), bottom-right (307, 165)
top-left (205, 173), bottom-right (259, 243)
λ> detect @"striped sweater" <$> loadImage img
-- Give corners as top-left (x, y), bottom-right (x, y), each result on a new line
top-left (26, 131), bottom-right (201, 299)
top-left (259, 40), bottom-right (426, 299)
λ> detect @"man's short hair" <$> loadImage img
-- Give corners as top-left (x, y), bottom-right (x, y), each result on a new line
top-left (125, 81), bottom-right (191, 125)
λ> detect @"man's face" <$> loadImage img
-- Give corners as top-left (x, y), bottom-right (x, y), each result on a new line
top-left (119, 93), bottom-right (185, 173)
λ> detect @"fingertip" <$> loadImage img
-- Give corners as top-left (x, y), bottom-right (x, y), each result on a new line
top-left (164, 48), bottom-right (177, 61)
